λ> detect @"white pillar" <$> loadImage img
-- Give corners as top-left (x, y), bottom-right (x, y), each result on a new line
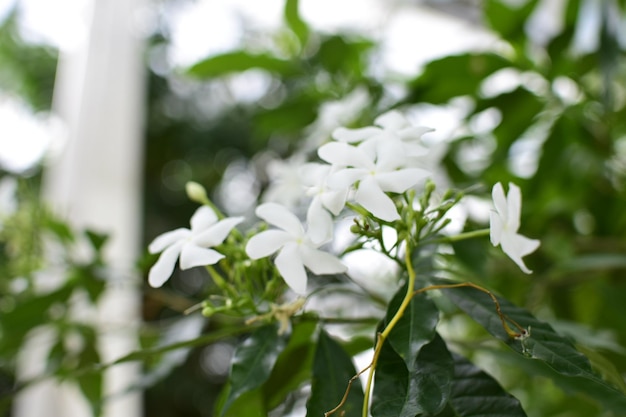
top-left (14, 0), bottom-right (145, 416)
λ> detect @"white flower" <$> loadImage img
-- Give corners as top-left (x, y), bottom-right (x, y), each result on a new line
top-left (148, 206), bottom-right (244, 287)
top-left (332, 110), bottom-right (432, 159)
top-left (300, 163), bottom-right (348, 244)
top-left (262, 154), bottom-right (308, 208)
top-left (245, 203), bottom-right (347, 295)
top-left (490, 182), bottom-right (540, 273)
top-left (318, 141), bottom-right (430, 222)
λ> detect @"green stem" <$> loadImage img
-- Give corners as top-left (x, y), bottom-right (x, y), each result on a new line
top-left (430, 228), bottom-right (490, 244)
top-left (362, 240), bottom-right (416, 417)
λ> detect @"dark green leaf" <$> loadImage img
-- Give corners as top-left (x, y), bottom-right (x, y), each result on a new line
top-left (371, 333), bottom-right (454, 417)
top-left (408, 53), bottom-right (511, 104)
top-left (306, 329), bottom-right (364, 417)
top-left (84, 229), bottom-right (108, 254)
top-left (188, 51), bottom-right (299, 78)
top-left (385, 287), bottom-right (439, 369)
top-left (76, 328), bottom-right (102, 417)
top-left (429, 353), bottom-right (527, 417)
top-left (284, 0), bottom-right (309, 48)
top-left (263, 321), bottom-right (316, 410)
top-left (220, 323), bottom-right (288, 415)
top-left (437, 279), bottom-right (626, 413)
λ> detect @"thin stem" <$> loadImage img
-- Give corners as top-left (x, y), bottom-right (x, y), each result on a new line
top-left (362, 240), bottom-right (417, 417)
top-left (429, 228), bottom-right (490, 245)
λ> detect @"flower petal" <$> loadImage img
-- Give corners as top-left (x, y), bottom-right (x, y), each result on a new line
top-left (193, 216), bottom-right (244, 247)
top-left (489, 211), bottom-right (503, 246)
top-left (148, 242), bottom-right (183, 287)
top-left (355, 176), bottom-right (400, 221)
top-left (491, 182), bottom-right (507, 223)
top-left (320, 187), bottom-right (348, 215)
top-left (148, 228), bottom-right (190, 254)
top-left (327, 168), bottom-right (367, 190)
top-left (300, 244), bottom-right (347, 275)
top-left (375, 168), bottom-right (430, 193)
top-left (506, 182), bottom-right (522, 232)
top-left (256, 203), bottom-right (304, 237)
top-left (500, 232), bottom-right (540, 274)
top-left (246, 230), bottom-right (292, 259)
top-left (275, 243), bottom-right (307, 294)
top-left (180, 244), bottom-right (224, 269)
top-left (307, 197), bottom-right (334, 245)
top-left (318, 142), bottom-right (374, 169)
top-left (332, 126), bottom-right (381, 143)
top-left (190, 206), bottom-right (218, 231)
top-left (374, 110), bottom-right (408, 129)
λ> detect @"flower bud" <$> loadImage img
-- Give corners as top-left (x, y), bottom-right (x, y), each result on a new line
top-left (186, 181), bottom-right (209, 204)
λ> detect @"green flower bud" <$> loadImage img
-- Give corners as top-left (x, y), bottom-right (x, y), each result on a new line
top-left (186, 181), bottom-right (209, 204)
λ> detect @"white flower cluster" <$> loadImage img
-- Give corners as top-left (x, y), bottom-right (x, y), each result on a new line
top-left (147, 109), bottom-right (540, 296)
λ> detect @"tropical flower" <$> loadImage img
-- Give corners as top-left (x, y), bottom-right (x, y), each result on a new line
top-left (300, 163), bottom-right (348, 244)
top-left (332, 110), bottom-right (432, 158)
top-left (245, 203), bottom-right (347, 295)
top-left (148, 206), bottom-right (244, 287)
top-left (490, 182), bottom-right (540, 273)
top-left (318, 141), bottom-right (430, 222)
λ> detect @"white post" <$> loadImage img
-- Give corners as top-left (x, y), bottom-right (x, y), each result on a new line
top-left (14, 0), bottom-right (145, 416)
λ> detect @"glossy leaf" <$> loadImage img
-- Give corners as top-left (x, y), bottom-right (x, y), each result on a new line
top-left (385, 286), bottom-right (439, 369)
top-left (430, 353), bottom-right (527, 417)
top-left (408, 53), bottom-right (511, 104)
top-left (372, 332), bottom-right (453, 417)
top-left (219, 323), bottom-right (288, 416)
top-left (188, 51), bottom-right (299, 78)
top-left (263, 321), bottom-right (316, 410)
top-left (306, 329), bottom-right (364, 417)
top-left (437, 279), bottom-right (626, 413)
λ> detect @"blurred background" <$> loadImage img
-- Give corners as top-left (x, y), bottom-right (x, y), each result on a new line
top-left (0, 0), bottom-right (625, 416)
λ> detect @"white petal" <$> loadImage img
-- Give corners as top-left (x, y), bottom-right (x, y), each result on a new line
top-left (148, 243), bottom-right (183, 287)
top-left (318, 142), bottom-right (374, 169)
top-left (275, 243), bottom-right (308, 294)
top-left (300, 244), bottom-right (347, 275)
top-left (374, 110), bottom-right (407, 129)
top-left (245, 230), bottom-right (292, 259)
top-left (148, 228), bottom-right (190, 254)
top-left (375, 168), bottom-right (430, 193)
top-left (327, 168), bottom-right (367, 190)
top-left (193, 216), bottom-right (244, 247)
top-left (190, 206), bottom-right (218, 231)
top-left (491, 182), bottom-right (507, 222)
top-left (373, 137), bottom-right (408, 171)
top-left (332, 126), bottom-right (381, 143)
top-left (355, 176), bottom-right (400, 221)
top-left (398, 126), bottom-right (434, 141)
top-left (256, 203), bottom-right (304, 237)
top-left (489, 211), bottom-right (503, 246)
top-left (180, 244), bottom-right (224, 269)
top-left (500, 232), bottom-right (540, 274)
top-left (299, 163), bottom-right (330, 187)
top-left (320, 188), bottom-right (348, 215)
top-left (506, 182), bottom-right (522, 232)
top-left (307, 197), bottom-right (334, 245)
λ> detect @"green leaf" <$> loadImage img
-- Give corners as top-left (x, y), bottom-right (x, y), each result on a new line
top-left (220, 323), bottom-right (288, 416)
top-left (385, 287), bottom-right (439, 369)
top-left (284, 0), bottom-right (309, 48)
top-left (408, 53), bottom-right (511, 104)
top-left (84, 229), bottom-right (108, 254)
top-left (430, 353), bottom-right (527, 417)
top-left (484, 0), bottom-right (539, 44)
top-left (306, 329), bottom-right (364, 417)
top-left (371, 333), bottom-right (454, 416)
top-left (437, 279), bottom-right (626, 413)
top-left (188, 51), bottom-right (299, 78)
top-left (263, 321), bottom-right (316, 410)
